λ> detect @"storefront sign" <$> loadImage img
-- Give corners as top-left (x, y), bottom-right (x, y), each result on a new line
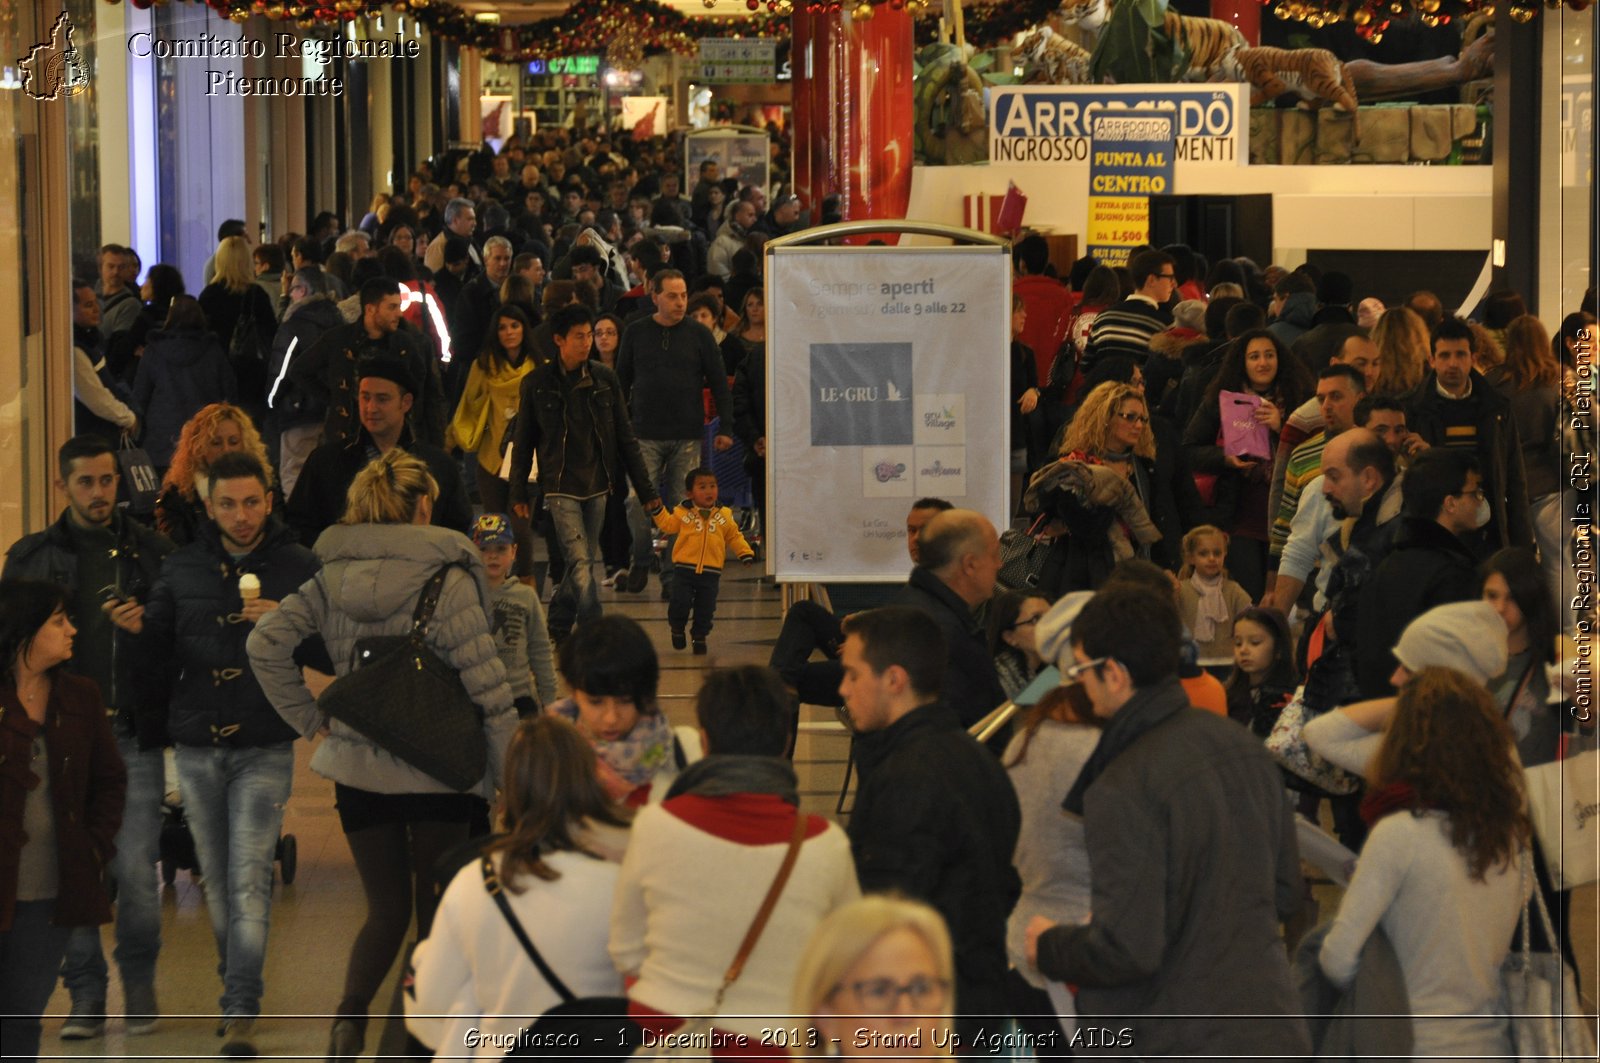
top-left (525, 55), bottom-right (599, 76)
top-left (989, 84), bottom-right (1246, 168)
top-left (698, 39), bottom-right (777, 84)
top-left (1086, 111), bottom-right (1175, 268)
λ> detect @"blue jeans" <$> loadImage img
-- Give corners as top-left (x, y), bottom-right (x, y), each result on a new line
top-left (626, 438), bottom-right (703, 580)
top-left (546, 494), bottom-right (608, 634)
top-left (61, 735), bottom-right (163, 1003)
top-left (174, 742), bottom-right (295, 1019)
top-left (0, 899), bottom-right (73, 1062)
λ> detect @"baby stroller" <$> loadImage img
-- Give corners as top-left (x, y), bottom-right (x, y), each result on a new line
top-left (159, 783), bottom-right (298, 886)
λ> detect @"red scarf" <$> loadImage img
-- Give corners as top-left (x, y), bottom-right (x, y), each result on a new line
top-left (1359, 781), bottom-right (1437, 827)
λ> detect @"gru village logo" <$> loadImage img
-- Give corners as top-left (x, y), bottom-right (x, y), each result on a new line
top-left (19, 10), bottom-right (90, 102)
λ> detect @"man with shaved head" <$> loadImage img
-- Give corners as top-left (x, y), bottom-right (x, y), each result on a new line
top-left (1301, 429), bottom-right (1403, 849)
top-left (893, 508), bottom-right (1006, 727)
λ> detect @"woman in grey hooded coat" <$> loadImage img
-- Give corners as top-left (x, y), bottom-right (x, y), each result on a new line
top-left (247, 449), bottom-right (515, 1063)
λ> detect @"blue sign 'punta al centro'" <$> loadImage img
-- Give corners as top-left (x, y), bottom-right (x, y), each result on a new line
top-left (988, 84), bottom-right (1248, 168)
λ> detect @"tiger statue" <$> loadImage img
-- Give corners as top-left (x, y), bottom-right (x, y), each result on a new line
top-left (1213, 45), bottom-right (1359, 132)
top-left (1016, 27), bottom-right (1093, 85)
top-left (1051, 0), bottom-right (1246, 81)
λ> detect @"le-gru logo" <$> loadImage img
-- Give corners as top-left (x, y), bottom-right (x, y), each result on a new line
top-left (810, 343), bottom-right (914, 447)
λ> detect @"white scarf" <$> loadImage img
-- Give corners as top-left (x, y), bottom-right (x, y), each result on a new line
top-left (1188, 572), bottom-right (1231, 643)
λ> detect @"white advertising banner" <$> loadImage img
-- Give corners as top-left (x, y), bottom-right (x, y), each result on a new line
top-left (685, 131), bottom-right (770, 194)
top-left (765, 245), bottom-right (1011, 582)
top-left (989, 83), bottom-right (1248, 169)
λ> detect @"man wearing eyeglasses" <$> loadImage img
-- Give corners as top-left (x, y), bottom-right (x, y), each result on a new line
top-left (1083, 249), bottom-right (1175, 374)
top-left (837, 605), bottom-right (1021, 1054)
top-left (1353, 447), bottom-right (1487, 698)
top-left (1025, 585), bottom-right (1308, 1058)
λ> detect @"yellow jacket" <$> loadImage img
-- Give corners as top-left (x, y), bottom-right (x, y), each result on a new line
top-left (448, 355), bottom-right (536, 474)
top-left (653, 504), bottom-right (755, 574)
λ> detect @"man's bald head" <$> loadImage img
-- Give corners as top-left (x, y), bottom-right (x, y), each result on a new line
top-left (1320, 427), bottom-right (1394, 520)
top-left (916, 509), bottom-right (1002, 608)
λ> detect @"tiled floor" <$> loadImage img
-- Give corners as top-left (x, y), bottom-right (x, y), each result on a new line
top-left (38, 565), bottom-right (1600, 1059)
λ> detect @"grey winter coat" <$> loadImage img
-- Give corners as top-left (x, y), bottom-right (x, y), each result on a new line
top-left (246, 523), bottom-right (516, 798)
top-left (1035, 678), bottom-right (1310, 1058)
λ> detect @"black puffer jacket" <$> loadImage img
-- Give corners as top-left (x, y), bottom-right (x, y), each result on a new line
top-left (140, 515), bottom-right (330, 748)
top-left (849, 702), bottom-right (1021, 1035)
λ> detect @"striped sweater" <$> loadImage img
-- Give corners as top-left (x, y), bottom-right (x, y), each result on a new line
top-left (1084, 296), bottom-right (1167, 371)
top-left (1269, 430), bottom-right (1327, 559)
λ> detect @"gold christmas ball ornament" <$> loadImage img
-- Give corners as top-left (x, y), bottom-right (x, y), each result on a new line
top-left (1353, 6), bottom-right (1372, 24)
top-left (1420, 0), bottom-right (1440, 10)
top-left (852, 1), bottom-right (875, 18)
top-left (1274, 3), bottom-right (1293, 17)
top-left (1509, 2), bottom-right (1537, 18)
top-left (1369, 29), bottom-right (1383, 42)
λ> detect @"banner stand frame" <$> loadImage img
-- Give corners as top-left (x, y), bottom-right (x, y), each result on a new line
top-left (762, 220), bottom-right (1012, 612)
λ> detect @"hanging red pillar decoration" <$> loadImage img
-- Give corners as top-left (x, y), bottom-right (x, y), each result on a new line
top-left (791, 6), bottom-right (914, 243)
top-left (1208, 0), bottom-right (1261, 45)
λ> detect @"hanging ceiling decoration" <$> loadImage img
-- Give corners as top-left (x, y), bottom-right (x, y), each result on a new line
top-left (106, 1), bottom-right (785, 61)
top-left (105, 0), bottom-right (1577, 62)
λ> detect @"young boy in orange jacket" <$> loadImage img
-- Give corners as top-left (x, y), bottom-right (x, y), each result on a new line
top-left (652, 467), bottom-right (755, 654)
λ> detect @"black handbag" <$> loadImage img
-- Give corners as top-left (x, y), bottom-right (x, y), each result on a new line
top-left (998, 513), bottom-right (1054, 590)
top-left (316, 565), bottom-right (487, 791)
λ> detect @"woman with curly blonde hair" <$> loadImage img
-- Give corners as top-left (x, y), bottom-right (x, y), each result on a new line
top-left (1371, 306), bottom-right (1431, 397)
top-left (1307, 638), bottom-right (1531, 1060)
top-left (1032, 383), bottom-right (1169, 592)
top-left (154, 403), bottom-right (275, 546)
top-left (1058, 381), bottom-right (1156, 461)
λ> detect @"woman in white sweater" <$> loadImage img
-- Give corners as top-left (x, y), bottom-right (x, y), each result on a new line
top-left (1306, 665), bottom-right (1531, 1062)
top-left (406, 716), bottom-right (632, 1059)
top-left (609, 666), bottom-right (861, 1050)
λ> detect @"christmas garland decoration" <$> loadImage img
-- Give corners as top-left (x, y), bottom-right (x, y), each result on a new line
top-left (102, 0), bottom-right (1580, 65)
top-left (106, 0), bottom-right (787, 62)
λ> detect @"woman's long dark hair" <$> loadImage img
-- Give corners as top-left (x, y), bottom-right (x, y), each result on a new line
top-left (1200, 327), bottom-right (1313, 412)
top-left (1224, 606), bottom-right (1299, 694)
top-left (144, 263), bottom-right (185, 319)
top-left (483, 715), bottom-right (632, 893)
top-left (1482, 547), bottom-right (1558, 665)
top-left (0, 580), bottom-right (71, 684)
top-left (162, 294), bottom-right (209, 332)
top-left (478, 303), bottom-right (535, 372)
